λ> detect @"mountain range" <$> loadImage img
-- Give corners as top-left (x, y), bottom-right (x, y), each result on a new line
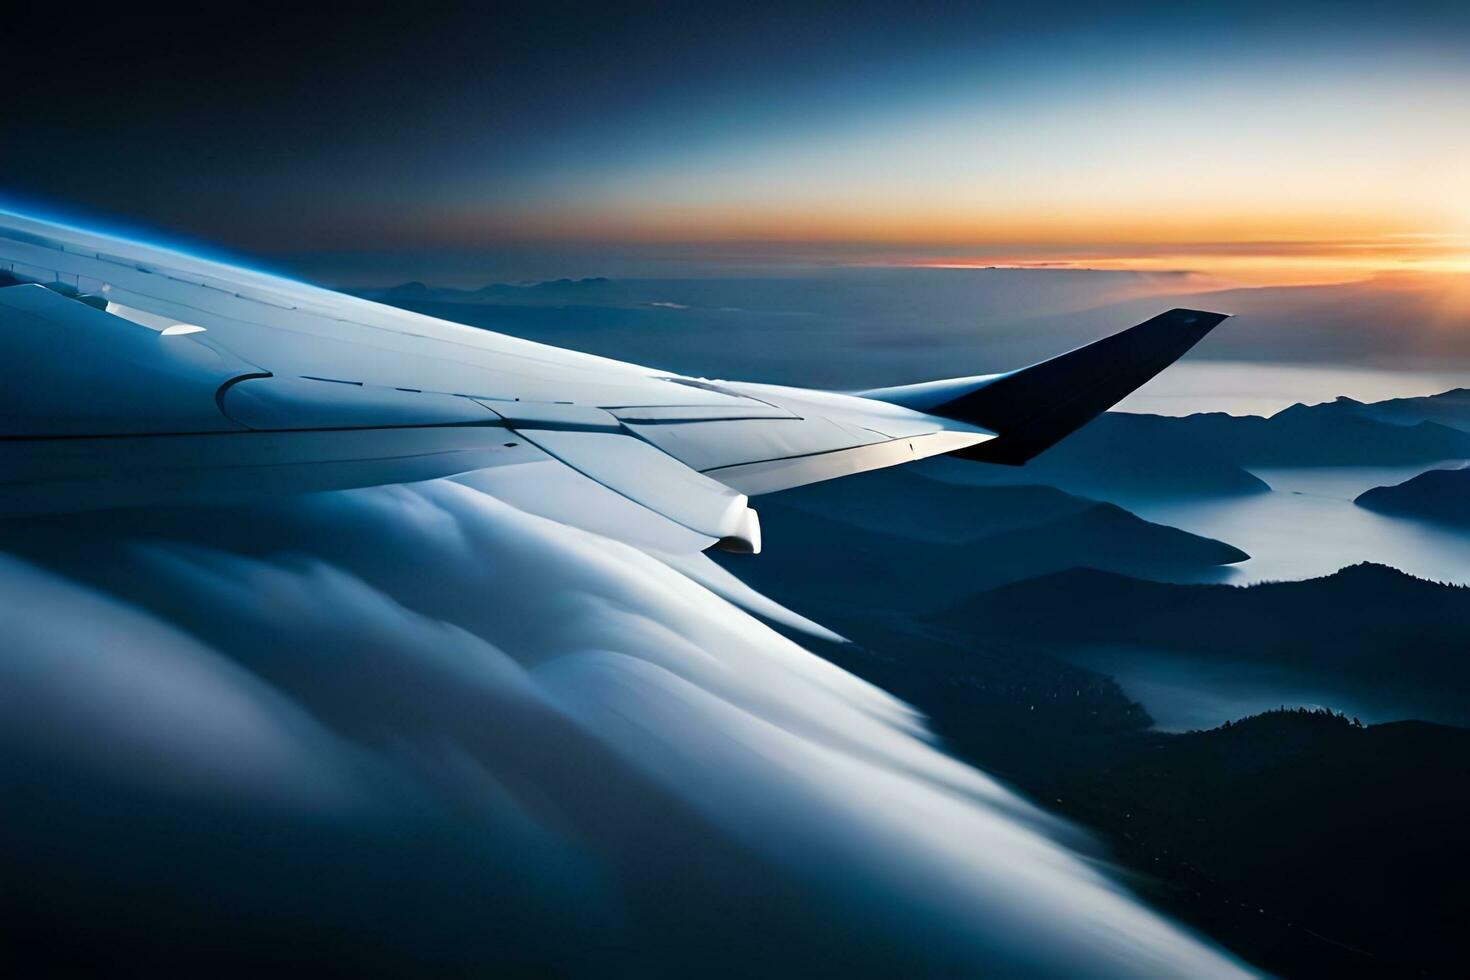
top-left (723, 467), bottom-right (1246, 615)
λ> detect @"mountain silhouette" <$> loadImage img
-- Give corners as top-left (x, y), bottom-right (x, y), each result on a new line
top-left (900, 397), bottom-right (1463, 499)
top-left (915, 389), bottom-right (1470, 504)
top-left (377, 280), bottom-right (432, 301)
top-left (1221, 397), bottom-right (1470, 464)
top-left (772, 466), bottom-right (1101, 542)
top-left (1353, 387), bottom-right (1470, 432)
top-left (1356, 466), bottom-right (1470, 526)
top-left (730, 468), bottom-right (1247, 614)
top-left (916, 416), bottom-right (1271, 501)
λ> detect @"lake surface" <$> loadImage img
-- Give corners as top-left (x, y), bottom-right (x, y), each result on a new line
top-left (1130, 463), bottom-right (1470, 586)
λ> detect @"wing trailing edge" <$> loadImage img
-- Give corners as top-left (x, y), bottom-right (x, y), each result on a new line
top-left (857, 308), bottom-right (1229, 465)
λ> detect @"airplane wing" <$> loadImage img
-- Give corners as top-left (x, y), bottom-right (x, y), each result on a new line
top-left (0, 211), bottom-right (1225, 553)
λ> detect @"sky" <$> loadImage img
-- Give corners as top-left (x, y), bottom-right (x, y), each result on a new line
top-left (4, 2), bottom-right (1469, 285)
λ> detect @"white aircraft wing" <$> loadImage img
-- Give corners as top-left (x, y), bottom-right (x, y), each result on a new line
top-left (0, 211), bottom-right (1225, 553)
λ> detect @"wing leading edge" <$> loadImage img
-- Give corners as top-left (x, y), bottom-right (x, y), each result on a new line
top-left (0, 211), bottom-right (1223, 553)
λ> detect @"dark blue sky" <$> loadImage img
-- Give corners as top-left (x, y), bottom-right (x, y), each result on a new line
top-left (5, 2), bottom-right (1467, 284)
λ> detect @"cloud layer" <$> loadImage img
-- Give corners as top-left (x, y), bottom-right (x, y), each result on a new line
top-left (0, 474), bottom-right (1248, 976)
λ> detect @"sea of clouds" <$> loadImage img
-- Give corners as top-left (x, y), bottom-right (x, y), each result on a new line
top-left (0, 464), bottom-right (1249, 976)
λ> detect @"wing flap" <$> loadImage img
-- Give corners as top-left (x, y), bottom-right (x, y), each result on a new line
top-left (510, 428), bottom-right (758, 549)
top-left (618, 382), bottom-right (995, 494)
top-left (704, 429), bottom-right (990, 495)
top-left (622, 416), bottom-right (883, 473)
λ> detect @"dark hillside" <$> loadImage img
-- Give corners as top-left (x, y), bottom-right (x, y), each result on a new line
top-left (1039, 710), bottom-right (1470, 978)
top-left (942, 563), bottom-right (1470, 687)
top-left (1356, 466), bottom-right (1470, 526)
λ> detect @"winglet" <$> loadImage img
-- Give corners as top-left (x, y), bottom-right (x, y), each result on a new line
top-left (860, 308), bottom-right (1229, 465)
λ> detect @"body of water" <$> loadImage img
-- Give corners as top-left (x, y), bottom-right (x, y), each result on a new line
top-left (1131, 463), bottom-right (1470, 586)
